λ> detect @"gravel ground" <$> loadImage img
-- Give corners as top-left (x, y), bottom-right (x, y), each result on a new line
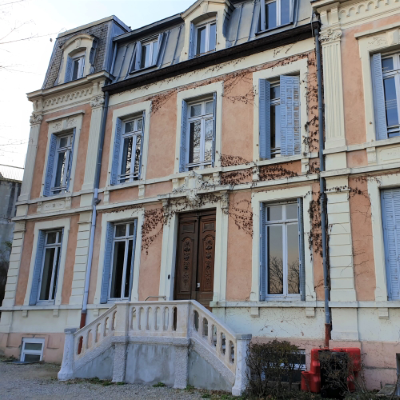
top-left (0, 358), bottom-right (231, 400)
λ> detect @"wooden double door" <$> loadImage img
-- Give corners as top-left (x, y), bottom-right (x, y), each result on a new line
top-left (174, 210), bottom-right (216, 309)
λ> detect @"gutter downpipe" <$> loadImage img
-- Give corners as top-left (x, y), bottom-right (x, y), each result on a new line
top-left (80, 87), bottom-right (110, 329)
top-left (314, 26), bottom-right (331, 348)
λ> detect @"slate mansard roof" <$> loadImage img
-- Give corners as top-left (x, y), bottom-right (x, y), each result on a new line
top-left (41, 0), bottom-right (316, 92)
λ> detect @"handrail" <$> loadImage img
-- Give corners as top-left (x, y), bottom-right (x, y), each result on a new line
top-left (145, 296), bottom-right (167, 301)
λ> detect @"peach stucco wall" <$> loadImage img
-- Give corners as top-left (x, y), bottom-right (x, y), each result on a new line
top-left (341, 15), bottom-right (400, 146)
top-left (30, 104), bottom-right (92, 200)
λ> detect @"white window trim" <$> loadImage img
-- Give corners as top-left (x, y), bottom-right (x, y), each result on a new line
top-left (20, 338), bottom-right (45, 362)
top-left (107, 101), bottom-right (151, 190)
top-left (251, 185), bottom-right (316, 303)
top-left (24, 218), bottom-right (71, 306)
top-left (94, 208), bottom-right (144, 305)
top-left (252, 58), bottom-right (308, 164)
top-left (175, 81), bottom-right (223, 174)
top-left (140, 39), bottom-right (159, 69)
top-left (51, 133), bottom-right (73, 195)
top-left (58, 34), bottom-right (94, 85)
top-left (263, 201), bottom-right (302, 300)
top-left (367, 174), bottom-right (400, 303)
top-left (194, 19), bottom-right (217, 57)
top-left (108, 222), bottom-right (137, 301)
top-left (356, 23), bottom-right (400, 144)
top-left (42, 114), bottom-right (83, 199)
top-left (37, 230), bottom-right (63, 304)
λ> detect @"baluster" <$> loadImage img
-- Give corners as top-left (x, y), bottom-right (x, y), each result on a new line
top-left (224, 334), bottom-right (230, 365)
top-left (82, 333), bottom-right (88, 353)
top-left (146, 307), bottom-right (151, 331)
top-left (208, 321), bottom-right (213, 347)
top-left (216, 328), bottom-right (221, 356)
top-left (168, 307), bottom-right (173, 332)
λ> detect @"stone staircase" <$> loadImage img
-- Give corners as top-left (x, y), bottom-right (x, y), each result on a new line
top-left (58, 300), bottom-right (251, 395)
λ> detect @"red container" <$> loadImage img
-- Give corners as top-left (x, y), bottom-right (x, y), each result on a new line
top-left (301, 347), bottom-right (361, 393)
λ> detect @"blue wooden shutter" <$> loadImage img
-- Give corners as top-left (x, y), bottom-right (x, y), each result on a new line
top-left (382, 189), bottom-right (400, 300)
top-left (280, 75), bottom-right (301, 156)
top-left (134, 42), bottom-right (142, 71)
top-left (212, 92), bottom-right (217, 166)
top-left (298, 198), bottom-right (306, 301)
top-left (29, 231), bottom-right (46, 305)
top-left (128, 219), bottom-right (138, 300)
top-left (179, 100), bottom-right (188, 172)
top-left (100, 223), bottom-right (115, 304)
top-left (260, 204), bottom-right (267, 301)
top-left (65, 57), bottom-right (73, 83)
top-left (128, 42), bottom-right (137, 74)
top-left (372, 53), bottom-right (388, 141)
top-left (89, 38), bottom-right (98, 66)
top-left (138, 111), bottom-right (145, 179)
top-left (155, 33), bottom-right (165, 66)
top-left (188, 23), bottom-right (195, 59)
top-left (259, 79), bottom-right (271, 160)
top-left (260, 0), bottom-right (266, 31)
top-left (66, 129), bottom-right (76, 191)
top-left (110, 119), bottom-right (123, 185)
top-left (43, 135), bottom-right (57, 196)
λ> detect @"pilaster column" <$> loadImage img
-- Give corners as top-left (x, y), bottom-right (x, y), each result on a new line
top-left (2, 221), bottom-right (26, 307)
top-left (232, 334), bottom-right (252, 396)
top-left (81, 93), bottom-right (105, 191)
top-left (319, 8), bottom-right (346, 149)
top-left (19, 113), bottom-right (43, 202)
top-left (58, 328), bottom-right (77, 381)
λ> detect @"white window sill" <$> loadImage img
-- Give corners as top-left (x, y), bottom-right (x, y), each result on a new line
top-left (210, 300), bottom-right (317, 308)
top-left (106, 179), bottom-right (144, 191)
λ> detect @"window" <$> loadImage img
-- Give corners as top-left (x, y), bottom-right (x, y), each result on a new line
top-left (118, 117), bottom-right (144, 184)
top-left (193, 21), bottom-right (217, 57)
top-left (28, 229), bottom-right (63, 305)
top-left (260, 200), bottom-right (305, 300)
top-left (51, 133), bottom-right (74, 195)
top-left (110, 113), bottom-right (145, 185)
top-left (101, 220), bottom-right (138, 303)
top-left (381, 188), bottom-right (400, 301)
top-left (140, 39), bottom-right (159, 69)
top-left (259, 0), bottom-right (293, 32)
top-left (130, 33), bottom-right (164, 72)
top-left (372, 52), bottom-right (400, 140)
top-left (259, 75), bottom-right (300, 160)
top-left (20, 338), bottom-right (45, 363)
top-left (65, 52), bottom-right (85, 82)
top-left (180, 96), bottom-right (216, 172)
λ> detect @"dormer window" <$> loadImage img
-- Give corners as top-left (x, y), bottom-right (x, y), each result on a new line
top-left (72, 53), bottom-right (85, 81)
top-left (194, 21), bottom-right (217, 57)
top-left (259, 0), bottom-right (292, 32)
top-left (140, 39), bottom-right (159, 69)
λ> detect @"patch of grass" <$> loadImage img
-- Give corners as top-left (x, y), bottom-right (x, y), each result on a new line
top-left (201, 394), bottom-right (211, 399)
top-left (185, 384), bottom-right (195, 392)
top-left (116, 382), bottom-right (126, 386)
top-left (153, 382), bottom-right (166, 387)
top-left (86, 377), bottom-right (113, 386)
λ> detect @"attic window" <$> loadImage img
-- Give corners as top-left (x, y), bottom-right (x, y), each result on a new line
top-left (65, 51), bottom-right (85, 82)
top-left (259, 0), bottom-right (293, 32)
top-left (193, 20), bottom-right (217, 57)
top-left (130, 33), bottom-right (165, 73)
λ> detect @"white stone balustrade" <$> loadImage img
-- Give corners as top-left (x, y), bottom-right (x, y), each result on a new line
top-left (58, 300), bottom-right (251, 395)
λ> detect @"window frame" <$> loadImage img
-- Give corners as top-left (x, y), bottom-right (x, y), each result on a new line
top-left (140, 39), bottom-right (159, 69)
top-left (51, 133), bottom-right (73, 195)
top-left (118, 116), bottom-right (144, 184)
top-left (259, 0), bottom-right (294, 33)
top-left (184, 97), bottom-right (215, 171)
top-left (20, 338), bottom-right (45, 363)
top-left (71, 53), bottom-right (85, 81)
top-left (37, 229), bottom-right (63, 304)
top-left (270, 80), bottom-right (281, 157)
top-left (193, 19), bottom-right (217, 57)
top-left (107, 221), bottom-right (137, 302)
top-left (380, 51), bottom-right (400, 138)
top-left (261, 200), bottom-right (302, 301)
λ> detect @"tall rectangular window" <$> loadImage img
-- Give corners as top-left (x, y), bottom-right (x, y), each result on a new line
top-left (119, 116), bottom-right (143, 183)
top-left (184, 98), bottom-right (215, 171)
top-left (109, 222), bottom-right (137, 300)
top-left (260, 0), bottom-right (292, 32)
top-left (71, 55), bottom-right (85, 81)
top-left (381, 53), bottom-right (400, 138)
top-left (381, 188), bottom-right (400, 300)
top-left (38, 230), bottom-right (62, 303)
top-left (259, 76), bottom-right (300, 160)
top-left (194, 21), bottom-right (216, 57)
top-left (261, 201), bottom-right (304, 299)
top-left (140, 39), bottom-right (159, 69)
top-left (52, 133), bottom-right (73, 195)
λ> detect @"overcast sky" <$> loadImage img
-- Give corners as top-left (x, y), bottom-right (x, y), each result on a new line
top-left (0, 0), bottom-right (193, 169)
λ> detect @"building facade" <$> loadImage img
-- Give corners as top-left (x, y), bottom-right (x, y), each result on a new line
top-left (0, 0), bottom-right (399, 392)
